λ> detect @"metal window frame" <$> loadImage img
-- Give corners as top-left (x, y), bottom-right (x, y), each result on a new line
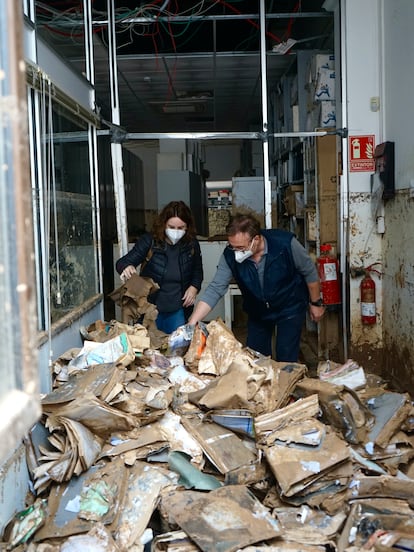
top-left (0, 0), bottom-right (41, 466)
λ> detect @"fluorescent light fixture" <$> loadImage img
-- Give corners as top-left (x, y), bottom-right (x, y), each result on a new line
top-left (149, 100), bottom-right (208, 114)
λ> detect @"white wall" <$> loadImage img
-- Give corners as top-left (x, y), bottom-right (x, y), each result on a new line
top-left (344, 0), bottom-right (414, 386)
top-left (343, 0), bottom-right (383, 366)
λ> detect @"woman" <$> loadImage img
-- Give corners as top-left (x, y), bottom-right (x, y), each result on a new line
top-left (115, 201), bottom-right (203, 334)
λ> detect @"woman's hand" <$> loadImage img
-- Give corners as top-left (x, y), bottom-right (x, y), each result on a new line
top-left (120, 265), bottom-right (137, 282)
top-left (182, 285), bottom-right (198, 307)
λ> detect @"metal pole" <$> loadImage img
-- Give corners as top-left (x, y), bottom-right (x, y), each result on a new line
top-left (122, 130), bottom-right (332, 141)
top-left (108, 0), bottom-right (128, 257)
top-left (340, 2), bottom-right (349, 360)
top-left (259, 0), bottom-right (272, 229)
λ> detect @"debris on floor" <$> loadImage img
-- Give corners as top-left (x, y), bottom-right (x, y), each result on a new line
top-left (2, 291), bottom-right (414, 550)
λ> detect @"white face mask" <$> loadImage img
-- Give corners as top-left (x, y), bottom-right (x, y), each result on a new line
top-left (235, 249), bottom-right (253, 263)
top-left (166, 228), bottom-right (186, 245)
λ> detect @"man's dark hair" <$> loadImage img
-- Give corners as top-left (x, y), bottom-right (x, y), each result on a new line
top-left (226, 213), bottom-right (261, 238)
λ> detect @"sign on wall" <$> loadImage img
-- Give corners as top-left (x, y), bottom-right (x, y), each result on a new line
top-left (349, 135), bottom-right (375, 172)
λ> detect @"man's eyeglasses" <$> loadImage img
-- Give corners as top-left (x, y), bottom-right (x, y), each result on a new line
top-left (227, 236), bottom-right (255, 252)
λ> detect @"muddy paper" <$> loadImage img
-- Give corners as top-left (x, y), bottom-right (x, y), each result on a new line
top-left (60, 523), bottom-right (121, 552)
top-left (264, 427), bottom-right (350, 497)
top-left (254, 394), bottom-right (320, 442)
top-left (349, 473), bottom-right (414, 506)
top-left (295, 377), bottom-right (374, 445)
top-left (158, 410), bottom-right (204, 465)
top-left (114, 462), bottom-right (178, 550)
top-left (67, 333), bottom-right (135, 372)
top-left (365, 390), bottom-right (412, 448)
top-left (265, 418), bottom-right (327, 447)
top-left (274, 505), bottom-right (346, 544)
top-left (42, 363), bottom-right (123, 407)
top-left (109, 273), bottom-right (159, 324)
top-left (34, 460), bottom-right (128, 541)
top-left (45, 392), bottom-right (137, 437)
top-left (188, 356), bottom-right (274, 415)
top-left (151, 530), bottom-right (200, 551)
top-left (241, 545), bottom-right (326, 552)
top-left (161, 485), bottom-right (281, 552)
top-left (197, 319), bottom-right (243, 376)
top-left (183, 322), bottom-right (208, 372)
top-left (181, 417), bottom-right (257, 474)
top-left (99, 423), bottom-right (168, 459)
top-left (268, 360), bottom-right (308, 409)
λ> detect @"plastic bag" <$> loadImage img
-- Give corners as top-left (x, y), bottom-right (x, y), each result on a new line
top-left (166, 324), bottom-right (195, 357)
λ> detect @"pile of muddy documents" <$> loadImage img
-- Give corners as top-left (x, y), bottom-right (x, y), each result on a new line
top-left (3, 277), bottom-right (414, 551)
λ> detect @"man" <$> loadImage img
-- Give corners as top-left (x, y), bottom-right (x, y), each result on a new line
top-left (188, 213), bottom-right (325, 361)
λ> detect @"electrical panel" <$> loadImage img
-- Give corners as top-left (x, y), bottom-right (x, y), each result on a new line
top-left (374, 141), bottom-right (395, 200)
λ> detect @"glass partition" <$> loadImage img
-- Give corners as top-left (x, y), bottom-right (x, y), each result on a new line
top-left (29, 93), bottom-right (99, 327)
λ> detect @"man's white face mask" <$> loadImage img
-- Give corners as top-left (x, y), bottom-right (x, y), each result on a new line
top-left (235, 249), bottom-right (253, 263)
top-left (165, 228), bottom-right (186, 245)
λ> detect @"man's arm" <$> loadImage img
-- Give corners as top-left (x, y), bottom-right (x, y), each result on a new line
top-left (188, 253), bottom-right (233, 324)
top-left (291, 238), bottom-right (325, 322)
top-left (188, 300), bottom-right (213, 325)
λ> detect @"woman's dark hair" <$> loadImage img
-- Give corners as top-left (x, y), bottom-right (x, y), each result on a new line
top-left (152, 200), bottom-right (197, 242)
top-left (226, 213), bottom-right (261, 238)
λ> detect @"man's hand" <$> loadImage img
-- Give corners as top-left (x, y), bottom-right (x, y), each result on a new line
top-left (309, 303), bottom-right (325, 322)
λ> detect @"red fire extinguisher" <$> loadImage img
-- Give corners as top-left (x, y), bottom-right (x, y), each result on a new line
top-left (317, 244), bottom-right (341, 305)
top-left (360, 269), bottom-right (377, 325)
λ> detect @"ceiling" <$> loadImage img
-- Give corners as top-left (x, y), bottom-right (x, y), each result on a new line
top-left (35, 1), bottom-right (334, 135)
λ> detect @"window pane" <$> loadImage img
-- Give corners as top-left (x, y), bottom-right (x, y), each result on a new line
top-left (49, 103), bottom-right (98, 323)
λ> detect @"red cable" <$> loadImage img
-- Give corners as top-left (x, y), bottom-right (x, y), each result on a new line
top-left (284, 1), bottom-right (300, 40)
top-left (216, 0), bottom-right (282, 43)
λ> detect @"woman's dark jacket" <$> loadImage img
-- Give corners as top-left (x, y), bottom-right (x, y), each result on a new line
top-left (116, 232), bottom-right (203, 317)
top-left (223, 229), bottom-right (309, 322)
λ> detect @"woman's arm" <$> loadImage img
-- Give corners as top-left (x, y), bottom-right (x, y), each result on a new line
top-left (115, 233), bottom-right (152, 274)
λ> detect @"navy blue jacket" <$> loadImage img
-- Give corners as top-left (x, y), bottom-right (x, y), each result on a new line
top-left (116, 232), bottom-right (203, 315)
top-left (223, 229), bottom-right (309, 322)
